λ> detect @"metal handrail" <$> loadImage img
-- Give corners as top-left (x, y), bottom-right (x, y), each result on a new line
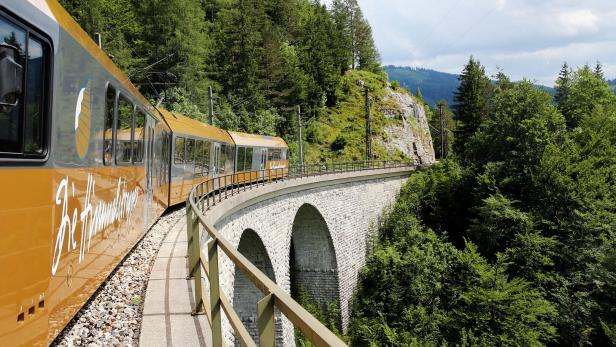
top-left (185, 160), bottom-right (419, 346)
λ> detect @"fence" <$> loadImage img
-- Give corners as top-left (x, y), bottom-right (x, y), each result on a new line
top-left (185, 160), bottom-right (418, 346)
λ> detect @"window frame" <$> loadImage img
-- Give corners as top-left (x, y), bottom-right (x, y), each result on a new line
top-left (236, 146), bottom-right (246, 172)
top-left (114, 93), bottom-right (134, 166)
top-left (0, 8), bottom-right (53, 163)
top-left (132, 107), bottom-right (146, 164)
top-left (203, 141), bottom-right (211, 176)
top-left (174, 136), bottom-right (185, 165)
top-left (103, 83), bottom-right (116, 166)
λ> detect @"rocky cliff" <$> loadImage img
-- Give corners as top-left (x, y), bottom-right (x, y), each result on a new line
top-left (301, 70), bottom-right (435, 165)
top-left (380, 86), bottom-right (435, 165)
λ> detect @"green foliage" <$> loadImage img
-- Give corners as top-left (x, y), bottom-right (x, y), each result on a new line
top-left (348, 171), bottom-right (557, 346)
top-left (60, 0), bottom-right (383, 147)
top-left (293, 287), bottom-right (342, 347)
top-left (429, 100), bottom-right (455, 159)
top-left (302, 69), bottom-right (417, 163)
top-left (350, 65), bottom-right (616, 346)
top-left (453, 56), bottom-right (492, 158)
top-left (556, 64), bottom-right (616, 128)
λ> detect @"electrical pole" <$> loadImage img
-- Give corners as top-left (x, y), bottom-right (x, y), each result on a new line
top-left (365, 86), bottom-right (372, 161)
top-left (208, 86), bottom-right (214, 126)
top-left (297, 105), bottom-right (304, 166)
top-left (439, 103), bottom-right (444, 159)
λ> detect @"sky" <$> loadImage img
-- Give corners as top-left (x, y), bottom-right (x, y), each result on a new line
top-left (353, 0), bottom-right (616, 86)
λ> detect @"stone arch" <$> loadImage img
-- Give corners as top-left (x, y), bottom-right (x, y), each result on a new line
top-left (290, 203), bottom-right (341, 329)
top-left (233, 229), bottom-right (282, 345)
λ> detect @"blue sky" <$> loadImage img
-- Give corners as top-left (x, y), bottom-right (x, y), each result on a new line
top-left (351, 0), bottom-right (616, 86)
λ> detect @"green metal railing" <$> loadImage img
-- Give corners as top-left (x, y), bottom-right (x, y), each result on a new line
top-left (185, 160), bottom-right (419, 346)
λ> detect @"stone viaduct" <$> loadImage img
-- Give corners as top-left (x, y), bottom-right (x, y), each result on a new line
top-left (198, 166), bottom-right (418, 346)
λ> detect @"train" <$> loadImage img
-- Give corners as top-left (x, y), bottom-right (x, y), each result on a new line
top-left (0, 1), bottom-right (289, 345)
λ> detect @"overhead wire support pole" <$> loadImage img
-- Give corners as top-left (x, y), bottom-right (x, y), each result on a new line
top-left (365, 86), bottom-right (372, 161)
top-left (208, 86), bottom-right (214, 126)
top-left (297, 105), bottom-right (304, 167)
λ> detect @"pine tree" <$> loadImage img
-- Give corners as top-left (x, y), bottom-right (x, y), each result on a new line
top-left (594, 61), bottom-right (605, 80)
top-left (493, 68), bottom-right (513, 92)
top-left (554, 62), bottom-right (571, 108)
top-left (452, 56), bottom-right (491, 158)
top-left (415, 88), bottom-right (424, 102)
top-left (330, 0), bottom-right (380, 73)
top-left (559, 65), bottom-right (614, 127)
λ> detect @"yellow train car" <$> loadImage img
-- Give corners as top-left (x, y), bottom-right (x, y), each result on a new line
top-left (159, 110), bottom-right (235, 206)
top-left (0, 1), bottom-right (171, 345)
top-left (228, 131), bottom-right (289, 184)
top-left (0, 1), bottom-right (289, 345)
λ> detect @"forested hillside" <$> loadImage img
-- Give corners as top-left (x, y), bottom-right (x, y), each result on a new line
top-left (349, 59), bottom-right (616, 346)
top-left (58, 0), bottom-right (385, 161)
top-left (384, 66), bottom-right (460, 106)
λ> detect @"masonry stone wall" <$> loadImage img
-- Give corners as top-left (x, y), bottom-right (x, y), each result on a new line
top-left (291, 204), bottom-right (339, 321)
top-left (210, 175), bottom-right (408, 346)
top-left (232, 229), bottom-right (283, 346)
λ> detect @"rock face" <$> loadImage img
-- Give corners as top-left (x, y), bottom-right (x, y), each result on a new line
top-left (380, 86), bottom-right (435, 165)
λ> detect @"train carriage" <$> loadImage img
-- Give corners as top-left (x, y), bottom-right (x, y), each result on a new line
top-left (0, 1), bottom-right (289, 345)
top-left (227, 131), bottom-right (288, 184)
top-left (0, 1), bottom-right (172, 344)
top-left (159, 109), bottom-right (236, 205)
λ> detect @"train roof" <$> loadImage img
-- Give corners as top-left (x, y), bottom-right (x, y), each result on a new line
top-left (158, 109), bottom-right (234, 144)
top-left (228, 131), bottom-right (288, 148)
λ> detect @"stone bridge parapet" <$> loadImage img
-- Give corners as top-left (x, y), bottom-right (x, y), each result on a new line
top-left (201, 167), bottom-right (416, 346)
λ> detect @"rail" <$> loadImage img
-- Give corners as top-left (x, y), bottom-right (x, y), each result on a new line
top-left (185, 160), bottom-right (418, 346)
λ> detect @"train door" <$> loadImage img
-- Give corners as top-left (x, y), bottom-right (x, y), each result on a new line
top-left (259, 148), bottom-right (267, 179)
top-left (144, 116), bottom-right (156, 227)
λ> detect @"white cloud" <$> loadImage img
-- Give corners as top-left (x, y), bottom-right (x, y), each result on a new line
top-left (558, 9), bottom-right (599, 35)
top-left (358, 0), bottom-right (616, 85)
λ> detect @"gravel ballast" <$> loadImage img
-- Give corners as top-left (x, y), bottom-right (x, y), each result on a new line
top-left (52, 208), bottom-right (185, 347)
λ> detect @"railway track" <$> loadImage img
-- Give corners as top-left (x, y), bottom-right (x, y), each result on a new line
top-left (51, 208), bottom-right (185, 347)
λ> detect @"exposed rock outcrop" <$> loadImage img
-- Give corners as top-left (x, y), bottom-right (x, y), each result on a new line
top-left (379, 86), bottom-right (435, 165)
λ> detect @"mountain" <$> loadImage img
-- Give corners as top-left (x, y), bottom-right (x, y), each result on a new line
top-left (385, 65), bottom-right (557, 107)
top-left (609, 79), bottom-right (616, 92)
top-left (384, 66), bottom-right (459, 106)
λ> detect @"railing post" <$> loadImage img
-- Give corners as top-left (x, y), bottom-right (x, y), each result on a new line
top-left (218, 177), bottom-right (222, 203)
top-left (257, 294), bottom-right (276, 347)
top-left (208, 238), bottom-right (222, 346)
top-left (191, 212), bottom-right (205, 315)
top-left (186, 198), bottom-right (193, 275)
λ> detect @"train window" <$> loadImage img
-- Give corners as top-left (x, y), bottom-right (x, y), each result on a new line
top-left (195, 140), bottom-right (203, 176)
top-left (115, 96), bottom-right (133, 164)
top-left (237, 147), bottom-right (245, 172)
top-left (174, 137), bottom-right (185, 164)
top-left (227, 145), bottom-right (235, 173)
top-left (133, 109), bottom-right (145, 163)
top-left (103, 85), bottom-right (116, 165)
top-left (268, 148), bottom-right (281, 161)
top-left (203, 141), bottom-right (211, 176)
top-left (0, 13), bottom-right (50, 159)
top-left (186, 138), bottom-right (195, 163)
top-left (24, 37), bottom-right (45, 154)
top-left (160, 131), bottom-right (170, 184)
top-left (219, 144), bottom-right (226, 174)
top-left (245, 147), bottom-right (253, 170)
